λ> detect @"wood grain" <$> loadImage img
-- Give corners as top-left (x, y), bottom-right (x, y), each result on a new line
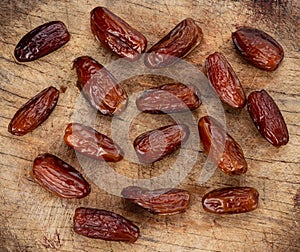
top-left (0, 0), bottom-right (299, 251)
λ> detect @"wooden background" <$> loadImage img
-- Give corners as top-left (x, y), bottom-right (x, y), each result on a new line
top-left (0, 0), bottom-right (299, 251)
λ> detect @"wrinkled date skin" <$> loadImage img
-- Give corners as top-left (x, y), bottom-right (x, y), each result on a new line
top-left (73, 207), bottom-right (139, 242)
top-left (8, 86), bottom-right (59, 136)
top-left (202, 187), bottom-right (259, 214)
top-left (14, 21), bottom-right (70, 62)
top-left (136, 83), bottom-right (201, 113)
top-left (198, 116), bottom-right (247, 175)
top-left (73, 56), bottom-right (128, 116)
top-left (205, 52), bottom-right (246, 108)
top-left (232, 27), bottom-right (284, 71)
top-left (145, 18), bottom-right (203, 68)
top-left (91, 6), bottom-right (147, 60)
top-left (134, 124), bottom-right (190, 164)
top-left (64, 123), bottom-right (124, 162)
top-left (247, 90), bottom-right (289, 146)
top-left (32, 153), bottom-right (91, 198)
top-left (121, 186), bottom-right (190, 215)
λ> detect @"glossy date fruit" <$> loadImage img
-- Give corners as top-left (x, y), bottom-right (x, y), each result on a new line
top-left (136, 83), bottom-right (201, 113)
top-left (121, 186), bottom-right (190, 215)
top-left (198, 116), bottom-right (247, 175)
top-left (247, 89), bottom-right (289, 146)
top-left (14, 21), bottom-right (70, 62)
top-left (232, 27), bottom-right (284, 71)
top-left (205, 52), bottom-right (246, 108)
top-left (202, 187), bottom-right (259, 214)
top-left (64, 123), bottom-right (124, 162)
top-left (32, 153), bottom-right (91, 198)
top-left (8, 86), bottom-right (59, 136)
top-left (145, 18), bottom-right (203, 68)
top-left (73, 56), bottom-right (128, 116)
top-left (90, 6), bottom-right (147, 60)
top-left (134, 124), bottom-right (190, 164)
top-left (73, 207), bottom-right (139, 242)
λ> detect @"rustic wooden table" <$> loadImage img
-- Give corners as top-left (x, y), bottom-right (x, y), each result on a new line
top-left (0, 0), bottom-right (299, 251)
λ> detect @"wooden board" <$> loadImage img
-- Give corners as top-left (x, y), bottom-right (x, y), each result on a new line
top-left (0, 0), bottom-right (299, 251)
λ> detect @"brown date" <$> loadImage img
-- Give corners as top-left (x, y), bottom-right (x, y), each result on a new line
top-left (205, 52), bottom-right (246, 108)
top-left (134, 124), bottom-right (190, 164)
top-left (202, 187), bottom-right (259, 214)
top-left (136, 83), bottom-right (201, 113)
top-left (73, 56), bottom-right (128, 116)
top-left (73, 207), bottom-right (139, 242)
top-left (14, 21), bottom-right (70, 62)
top-left (198, 116), bottom-right (247, 175)
top-left (121, 186), bottom-right (190, 215)
top-left (145, 18), bottom-right (203, 68)
top-left (90, 6), bottom-right (147, 60)
top-left (247, 89), bottom-right (289, 146)
top-left (8, 86), bottom-right (59, 136)
top-left (32, 153), bottom-right (91, 198)
top-left (232, 27), bottom-right (284, 71)
top-left (64, 123), bottom-right (124, 162)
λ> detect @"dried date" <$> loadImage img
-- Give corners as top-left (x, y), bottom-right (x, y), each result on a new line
top-left (232, 26), bottom-right (284, 71)
top-left (134, 124), bottom-right (190, 164)
top-left (198, 116), bottom-right (247, 175)
top-left (32, 153), bottom-right (91, 198)
top-left (121, 186), bottom-right (190, 215)
top-left (90, 6), bottom-right (147, 60)
top-left (73, 207), bottom-right (139, 242)
top-left (145, 18), bottom-right (203, 68)
top-left (14, 21), bottom-right (70, 62)
top-left (8, 86), bottom-right (59, 136)
top-left (205, 52), bottom-right (246, 108)
top-left (247, 89), bottom-right (289, 146)
top-left (202, 187), bottom-right (259, 214)
top-left (64, 123), bottom-right (124, 162)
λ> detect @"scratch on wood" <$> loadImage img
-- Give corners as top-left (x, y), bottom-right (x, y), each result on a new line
top-left (42, 230), bottom-right (62, 249)
top-left (294, 189), bottom-right (300, 207)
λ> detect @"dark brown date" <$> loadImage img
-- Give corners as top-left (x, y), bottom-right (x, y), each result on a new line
top-left (134, 124), bottom-right (190, 164)
top-left (198, 116), bottom-right (247, 175)
top-left (73, 207), bottom-right (139, 242)
top-left (202, 187), bottom-right (259, 214)
top-left (232, 26), bottom-right (284, 71)
top-left (247, 89), bottom-right (289, 146)
top-left (121, 186), bottom-right (190, 215)
top-left (14, 21), bottom-right (70, 62)
top-left (90, 6), bottom-right (147, 60)
top-left (205, 52), bottom-right (246, 108)
top-left (73, 56), bottom-right (128, 116)
top-left (145, 18), bottom-right (203, 68)
top-left (136, 83), bottom-right (201, 113)
top-left (8, 86), bottom-right (59, 136)
top-left (64, 123), bottom-right (124, 162)
top-left (32, 153), bottom-right (91, 198)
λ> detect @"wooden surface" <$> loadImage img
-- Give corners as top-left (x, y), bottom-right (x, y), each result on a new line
top-left (0, 0), bottom-right (299, 251)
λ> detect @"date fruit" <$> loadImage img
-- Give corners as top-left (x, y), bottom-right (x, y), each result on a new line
top-left (134, 124), bottom-right (190, 164)
top-left (32, 153), bottom-right (91, 198)
top-left (202, 187), bottom-right (259, 214)
top-left (198, 116), bottom-right (247, 175)
top-left (8, 86), bottom-right (59, 136)
top-left (232, 27), bottom-right (284, 71)
top-left (145, 18), bottom-right (203, 68)
top-left (14, 21), bottom-right (70, 62)
top-left (73, 207), bottom-right (139, 242)
top-left (205, 52), bottom-right (246, 108)
top-left (73, 56), bottom-right (128, 115)
top-left (90, 6), bottom-right (147, 60)
top-left (64, 123), bottom-right (124, 162)
top-left (121, 186), bottom-right (190, 215)
top-left (247, 89), bottom-right (289, 146)
top-left (136, 83), bottom-right (201, 113)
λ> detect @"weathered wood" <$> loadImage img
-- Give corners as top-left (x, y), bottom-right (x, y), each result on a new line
top-left (0, 0), bottom-right (299, 251)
